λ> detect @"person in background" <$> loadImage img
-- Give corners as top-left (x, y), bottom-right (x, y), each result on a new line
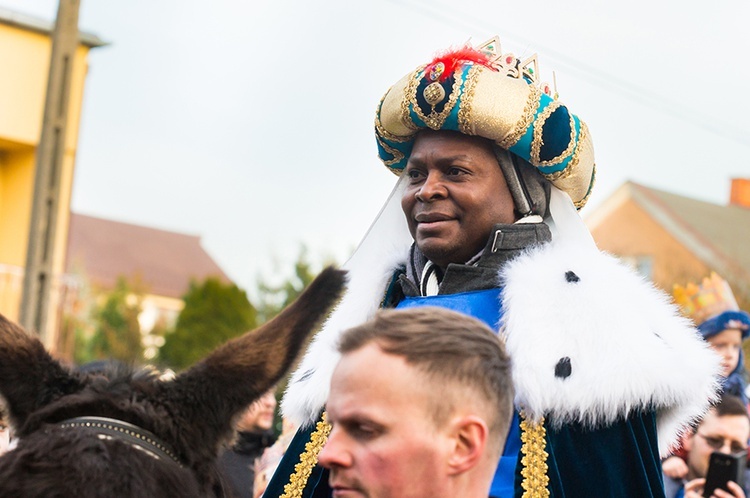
top-left (663, 395), bottom-right (749, 498)
top-left (220, 388), bottom-right (277, 498)
top-left (253, 418), bottom-right (297, 498)
top-left (0, 410), bottom-right (10, 456)
top-left (318, 306), bottom-right (514, 498)
top-left (665, 274), bottom-right (750, 482)
top-left (674, 273), bottom-right (750, 403)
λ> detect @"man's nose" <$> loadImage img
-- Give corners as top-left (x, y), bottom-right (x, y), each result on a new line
top-left (318, 428), bottom-right (351, 469)
top-left (416, 172), bottom-right (447, 201)
top-left (718, 441), bottom-right (735, 454)
top-left (261, 392), bottom-right (276, 407)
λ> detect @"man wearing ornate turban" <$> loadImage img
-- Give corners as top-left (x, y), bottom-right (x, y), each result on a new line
top-left (263, 38), bottom-right (720, 498)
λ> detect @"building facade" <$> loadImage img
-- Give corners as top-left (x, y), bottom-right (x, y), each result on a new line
top-left (586, 179), bottom-right (750, 310)
top-left (0, 8), bottom-right (104, 348)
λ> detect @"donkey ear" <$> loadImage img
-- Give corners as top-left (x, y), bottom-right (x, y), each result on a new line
top-left (0, 314), bottom-right (83, 429)
top-left (167, 267), bottom-right (346, 447)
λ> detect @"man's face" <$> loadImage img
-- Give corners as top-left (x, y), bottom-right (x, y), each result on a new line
top-left (401, 130), bottom-right (516, 269)
top-left (319, 344), bottom-right (453, 498)
top-left (685, 410), bottom-right (750, 479)
top-left (0, 421), bottom-right (8, 455)
top-left (236, 389), bottom-right (276, 432)
top-left (707, 328), bottom-right (743, 378)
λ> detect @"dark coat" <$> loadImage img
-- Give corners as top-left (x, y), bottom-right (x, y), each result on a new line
top-left (219, 430), bottom-right (276, 498)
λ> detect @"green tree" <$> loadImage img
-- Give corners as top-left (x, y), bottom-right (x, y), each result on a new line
top-left (85, 276), bottom-right (144, 364)
top-left (255, 247), bottom-right (320, 324)
top-left (159, 277), bottom-right (257, 371)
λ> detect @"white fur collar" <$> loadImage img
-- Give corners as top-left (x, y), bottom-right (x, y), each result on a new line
top-left (281, 245), bottom-right (407, 427)
top-left (500, 239), bottom-right (721, 454)
top-left (281, 177), bottom-right (413, 426)
top-left (282, 182), bottom-right (720, 455)
top-left (282, 237), bottom-right (720, 454)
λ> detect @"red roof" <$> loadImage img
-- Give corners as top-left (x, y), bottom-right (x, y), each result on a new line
top-left (66, 213), bottom-right (230, 298)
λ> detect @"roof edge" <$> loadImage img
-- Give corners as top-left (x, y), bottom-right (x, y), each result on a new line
top-left (583, 181), bottom-right (636, 232)
top-left (0, 7), bottom-right (108, 48)
top-left (71, 212), bottom-right (203, 241)
top-left (628, 183), bottom-right (739, 278)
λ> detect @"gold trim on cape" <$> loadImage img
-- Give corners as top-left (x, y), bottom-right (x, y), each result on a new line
top-left (280, 413), bottom-right (332, 498)
top-left (520, 413), bottom-right (550, 498)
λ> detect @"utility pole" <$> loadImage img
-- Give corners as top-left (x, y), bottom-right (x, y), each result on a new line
top-left (19, 0), bottom-right (81, 344)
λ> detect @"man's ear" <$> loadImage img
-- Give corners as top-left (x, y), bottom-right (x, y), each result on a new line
top-left (446, 415), bottom-right (489, 475)
top-left (682, 431), bottom-right (695, 453)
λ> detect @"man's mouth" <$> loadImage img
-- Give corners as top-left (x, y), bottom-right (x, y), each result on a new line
top-left (415, 212), bottom-right (453, 223)
top-left (329, 482), bottom-right (361, 497)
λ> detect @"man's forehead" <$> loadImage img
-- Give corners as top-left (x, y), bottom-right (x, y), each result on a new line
top-left (407, 132), bottom-right (499, 169)
top-left (701, 412), bottom-right (750, 438)
top-left (331, 345), bottom-right (432, 407)
top-left (412, 129), bottom-right (494, 149)
top-left (332, 345), bottom-right (404, 390)
top-left (407, 151), bottom-right (478, 165)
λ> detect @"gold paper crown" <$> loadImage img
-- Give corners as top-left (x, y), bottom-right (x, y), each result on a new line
top-left (475, 36), bottom-right (556, 99)
top-left (672, 272), bottom-right (740, 325)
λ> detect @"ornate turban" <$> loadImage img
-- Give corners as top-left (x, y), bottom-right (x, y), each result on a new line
top-left (375, 37), bottom-right (596, 208)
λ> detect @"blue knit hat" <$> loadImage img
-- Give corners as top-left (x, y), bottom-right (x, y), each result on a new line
top-left (698, 310), bottom-right (750, 340)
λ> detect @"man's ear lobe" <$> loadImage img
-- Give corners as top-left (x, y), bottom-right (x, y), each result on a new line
top-left (447, 415), bottom-right (489, 475)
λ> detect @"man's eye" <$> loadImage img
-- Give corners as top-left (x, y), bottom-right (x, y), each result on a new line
top-left (447, 167), bottom-right (465, 176)
top-left (705, 437), bottom-right (723, 448)
top-left (352, 424), bottom-right (379, 439)
top-left (407, 169), bottom-right (424, 180)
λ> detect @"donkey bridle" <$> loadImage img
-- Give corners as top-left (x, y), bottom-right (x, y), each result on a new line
top-left (58, 416), bottom-right (183, 468)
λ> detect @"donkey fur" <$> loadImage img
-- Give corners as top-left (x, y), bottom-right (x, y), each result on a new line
top-left (0, 267), bottom-right (346, 498)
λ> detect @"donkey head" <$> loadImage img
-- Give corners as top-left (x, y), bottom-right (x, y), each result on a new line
top-left (0, 267), bottom-right (346, 498)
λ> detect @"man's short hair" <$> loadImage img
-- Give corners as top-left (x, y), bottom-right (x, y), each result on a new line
top-left (689, 394), bottom-right (750, 435)
top-left (712, 395), bottom-right (750, 420)
top-left (337, 306), bottom-right (513, 454)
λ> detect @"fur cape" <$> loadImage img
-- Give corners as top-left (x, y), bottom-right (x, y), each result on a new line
top-left (282, 187), bottom-right (720, 456)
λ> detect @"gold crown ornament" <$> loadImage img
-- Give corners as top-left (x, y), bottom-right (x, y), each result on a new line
top-left (672, 273), bottom-right (740, 326)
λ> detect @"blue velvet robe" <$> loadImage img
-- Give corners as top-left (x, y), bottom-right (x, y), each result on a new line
top-left (263, 288), bottom-right (666, 497)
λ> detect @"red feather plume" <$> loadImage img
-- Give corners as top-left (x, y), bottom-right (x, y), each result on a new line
top-left (427, 46), bottom-right (496, 82)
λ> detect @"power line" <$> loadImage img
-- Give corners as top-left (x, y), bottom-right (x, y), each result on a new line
top-left (386, 0), bottom-right (750, 148)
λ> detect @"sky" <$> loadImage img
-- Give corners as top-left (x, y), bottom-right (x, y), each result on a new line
top-left (2, 0), bottom-right (749, 292)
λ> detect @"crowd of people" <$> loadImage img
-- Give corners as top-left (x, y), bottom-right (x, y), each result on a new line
top-left (209, 270), bottom-right (750, 498)
top-left (1, 33), bottom-right (748, 498)
top-left (661, 273), bottom-right (750, 498)
top-left (258, 37), bottom-right (743, 498)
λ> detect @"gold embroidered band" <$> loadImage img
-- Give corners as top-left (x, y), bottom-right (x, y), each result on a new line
top-left (281, 412), bottom-right (332, 498)
top-left (520, 413), bottom-right (550, 498)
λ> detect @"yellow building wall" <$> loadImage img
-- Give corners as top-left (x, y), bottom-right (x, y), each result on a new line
top-left (0, 148), bottom-right (35, 266)
top-left (0, 20), bottom-right (95, 332)
top-left (0, 27), bottom-right (47, 145)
